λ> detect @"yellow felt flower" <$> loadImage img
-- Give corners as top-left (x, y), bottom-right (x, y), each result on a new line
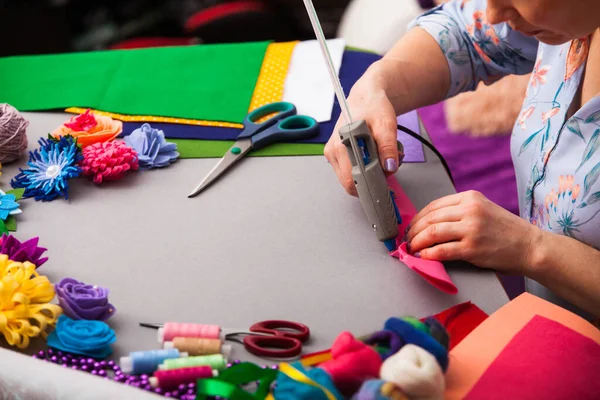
top-left (0, 255), bottom-right (62, 349)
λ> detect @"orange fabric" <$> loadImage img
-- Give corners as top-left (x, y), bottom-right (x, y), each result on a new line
top-left (444, 293), bottom-right (600, 399)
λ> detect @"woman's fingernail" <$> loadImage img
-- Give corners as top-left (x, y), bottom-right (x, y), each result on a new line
top-left (414, 252), bottom-right (421, 258)
top-left (385, 158), bottom-right (398, 172)
top-left (404, 225), bottom-right (411, 234)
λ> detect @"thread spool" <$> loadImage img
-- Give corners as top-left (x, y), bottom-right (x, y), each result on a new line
top-left (149, 366), bottom-right (218, 390)
top-left (120, 349), bottom-right (188, 375)
top-left (0, 104), bottom-right (29, 164)
top-left (164, 337), bottom-right (232, 357)
top-left (158, 322), bottom-right (221, 342)
top-left (158, 353), bottom-right (227, 371)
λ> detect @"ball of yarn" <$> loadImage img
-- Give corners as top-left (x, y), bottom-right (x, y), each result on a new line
top-left (0, 104), bottom-right (28, 164)
top-left (380, 344), bottom-right (445, 400)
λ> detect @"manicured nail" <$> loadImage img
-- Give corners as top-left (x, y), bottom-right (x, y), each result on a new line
top-left (385, 158), bottom-right (398, 172)
top-left (404, 225), bottom-right (411, 234)
top-left (414, 252), bottom-right (421, 258)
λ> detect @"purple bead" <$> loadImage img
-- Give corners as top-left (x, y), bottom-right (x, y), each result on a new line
top-left (91, 370), bottom-right (98, 375)
top-left (154, 388), bottom-right (163, 394)
top-left (140, 380), bottom-right (149, 386)
top-left (87, 358), bottom-right (94, 365)
top-left (93, 362), bottom-right (100, 368)
top-left (144, 384), bottom-right (153, 391)
top-left (61, 356), bottom-right (69, 364)
top-left (81, 365), bottom-right (89, 372)
top-left (113, 376), bottom-right (122, 382)
top-left (164, 394), bottom-right (172, 398)
top-left (61, 364), bottom-right (68, 368)
top-left (57, 351), bottom-right (64, 356)
top-left (98, 370), bottom-right (107, 377)
top-left (48, 349), bottom-right (54, 356)
top-left (32, 355), bottom-right (38, 359)
top-left (187, 383), bottom-right (194, 389)
top-left (140, 374), bottom-right (148, 380)
top-left (66, 353), bottom-right (73, 359)
top-left (37, 350), bottom-right (45, 358)
top-left (178, 384), bottom-right (186, 391)
top-left (226, 363), bottom-right (232, 368)
top-left (112, 365), bottom-right (120, 371)
top-left (71, 365), bottom-right (78, 370)
top-left (107, 360), bottom-right (115, 367)
top-left (187, 388), bottom-right (195, 395)
top-left (99, 361), bottom-right (107, 367)
top-left (172, 390), bottom-right (180, 397)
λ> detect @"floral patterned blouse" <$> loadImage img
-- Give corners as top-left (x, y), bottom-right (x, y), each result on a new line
top-left (410, 0), bottom-right (599, 318)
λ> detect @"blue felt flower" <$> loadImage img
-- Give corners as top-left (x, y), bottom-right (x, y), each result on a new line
top-left (0, 190), bottom-right (21, 221)
top-left (47, 315), bottom-right (116, 359)
top-left (123, 124), bottom-right (179, 170)
top-left (11, 137), bottom-right (83, 202)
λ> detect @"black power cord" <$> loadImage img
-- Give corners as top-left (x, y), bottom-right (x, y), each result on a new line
top-left (397, 124), bottom-right (455, 187)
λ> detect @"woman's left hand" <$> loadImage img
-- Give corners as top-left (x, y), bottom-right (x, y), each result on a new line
top-left (406, 190), bottom-right (541, 274)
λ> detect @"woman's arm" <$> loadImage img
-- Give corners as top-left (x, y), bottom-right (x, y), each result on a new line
top-left (528, 230), bottom-right (600, 317)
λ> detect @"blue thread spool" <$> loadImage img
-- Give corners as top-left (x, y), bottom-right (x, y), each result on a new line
top-left (119, 349), bottom-right (187, 375)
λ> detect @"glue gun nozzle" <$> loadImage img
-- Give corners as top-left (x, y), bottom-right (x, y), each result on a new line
top-left (383, 239), bottom-right (398, 252)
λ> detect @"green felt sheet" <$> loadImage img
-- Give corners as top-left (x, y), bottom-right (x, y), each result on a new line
top-left (172, 139), bottom-right (325, 158)
top-left (0, 42), bottom-right (270, 123)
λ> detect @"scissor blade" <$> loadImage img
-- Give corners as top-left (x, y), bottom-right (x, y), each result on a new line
top-left (188, 140), bottom-right (253, 198)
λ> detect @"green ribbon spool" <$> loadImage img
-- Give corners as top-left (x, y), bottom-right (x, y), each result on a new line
top-left (161, 354), bottom-right (226, 370)
top-left (196, 362), bottom-right (278, 400)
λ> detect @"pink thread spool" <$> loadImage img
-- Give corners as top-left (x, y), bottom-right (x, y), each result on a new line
top-left (158, 322), bottom-right (221, 343)
top-left (149, 366), bottom-right (217, 390)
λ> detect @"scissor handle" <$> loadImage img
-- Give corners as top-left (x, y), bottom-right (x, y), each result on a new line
top-left (243, 335), bottom-right (303, 359)
top-left (250, 115), bottom-right (319, 150)
top-left (249, 320), bottom-right (310, 342)
top-left (238, 102), bottom-right (297, 140)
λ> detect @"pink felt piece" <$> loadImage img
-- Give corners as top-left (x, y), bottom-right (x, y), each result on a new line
top-left (391, 243), bottom-right (458, 294)
top-left (465, 315), bottom-right (600, 399)
top-left (320, 331), bottom-right (382, 396)
top-left (386, 176), bottom-right (417, 237)
top-left (387, 176), bottom-right (458, 294)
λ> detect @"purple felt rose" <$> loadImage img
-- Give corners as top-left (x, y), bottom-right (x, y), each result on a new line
top-left (56, 278), bottom-right (116, 321)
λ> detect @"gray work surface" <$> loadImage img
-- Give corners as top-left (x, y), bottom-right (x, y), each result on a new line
top-left (1, 112), bottom-right (508, 365)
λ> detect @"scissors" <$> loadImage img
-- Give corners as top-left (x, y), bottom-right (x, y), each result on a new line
top-left (188, 102), bottom-right (319, 198)
top-left (140, 319), bottom-right (311, 359)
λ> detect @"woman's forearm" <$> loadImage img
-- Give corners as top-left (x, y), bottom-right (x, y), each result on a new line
top-left (356, 27), bottom-right (452, 116)
top-left (528, 230), bottom-right (600, 317)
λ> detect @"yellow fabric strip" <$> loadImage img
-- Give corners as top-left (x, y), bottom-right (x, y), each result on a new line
top-left (64, 41), bottom-right (299, 127)
top-left (266, 362), bottom-right (338, 400)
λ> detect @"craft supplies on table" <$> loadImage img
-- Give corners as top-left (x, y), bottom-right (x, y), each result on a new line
top-left (120, 348), bottom-right (188, 375)
top-left (188, 101), bottom-right (319, 197)
top-left (141, 319), bottom-right (311, 359)
top-left (149, 366), bottom-right (218, 391)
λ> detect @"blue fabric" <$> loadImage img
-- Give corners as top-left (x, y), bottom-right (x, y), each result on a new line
top-left (47, 315), bottom-right (116, 359)
top-left (273, 362), bottom-right (344, 400)
top-left (120, 50), bottom-right (382, 144)
top-left (384, 317), bottom-right (449, 371)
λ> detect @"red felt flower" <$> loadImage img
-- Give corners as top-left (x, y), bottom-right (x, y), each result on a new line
top-left (81, 141), bottom-right (139, 184)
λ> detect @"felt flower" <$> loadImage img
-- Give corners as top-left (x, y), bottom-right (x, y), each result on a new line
top-left (46, 314), bottom-right (116, 359)
top-left (51, 110), bottom-right (122, 148)
top-left (0, 234), bottom-right (48, 268)
top-left (55, 278), bottom-right (115, 321)
top-left (0, 189), bottom-right (21, 221)
top-left (10, 137), bottom-right (83, 202)
top-left (0, 254), bottom-right (62, 349)
top-left (123, 124), bottom-right (179, 170)
top-left (80, 141), bottom-right (139, 184)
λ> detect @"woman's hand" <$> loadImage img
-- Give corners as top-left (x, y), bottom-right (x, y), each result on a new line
top-left (406, 190), bottom-right (542, 274)
top-left (324, 67), bottom-right (403, 196)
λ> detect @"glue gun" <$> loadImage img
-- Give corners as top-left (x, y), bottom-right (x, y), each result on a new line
top-left (339, 120), bottom-right (401, 252)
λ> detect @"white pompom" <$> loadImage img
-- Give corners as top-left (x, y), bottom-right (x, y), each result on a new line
top-left (380, 344), bottom-right (445, 400)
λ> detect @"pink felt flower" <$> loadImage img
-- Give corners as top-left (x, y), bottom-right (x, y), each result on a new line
top-left (81, 141), bottom-right (139, 184)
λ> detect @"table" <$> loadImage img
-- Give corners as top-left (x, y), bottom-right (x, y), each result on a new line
top-left (0, 111), bottom-right (508, 397)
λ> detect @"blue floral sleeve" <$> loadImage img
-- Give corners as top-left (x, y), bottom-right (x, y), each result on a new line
top-left (409, 0), bottom-right (539, 97)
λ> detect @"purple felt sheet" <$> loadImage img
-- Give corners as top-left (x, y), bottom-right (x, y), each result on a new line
top-left (397, 111), bottom-right (425, 163)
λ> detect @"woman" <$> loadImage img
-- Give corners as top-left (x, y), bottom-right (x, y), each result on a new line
top-left (325, 0), bottom-right (600, 318)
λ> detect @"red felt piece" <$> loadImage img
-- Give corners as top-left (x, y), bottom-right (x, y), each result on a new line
top-left (426, 302), bottom-right (489, 350)
top-left (465, 315), bottom-right (600, 400)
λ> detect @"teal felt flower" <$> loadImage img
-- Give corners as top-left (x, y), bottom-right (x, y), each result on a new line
top-left (47, 315), bottom-right (116, 359)
top-left (0, 189), bottom-right (21, 221)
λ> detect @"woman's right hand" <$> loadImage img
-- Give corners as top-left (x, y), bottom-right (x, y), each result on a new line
top-left (324, 71), bottom-right (403, 196)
